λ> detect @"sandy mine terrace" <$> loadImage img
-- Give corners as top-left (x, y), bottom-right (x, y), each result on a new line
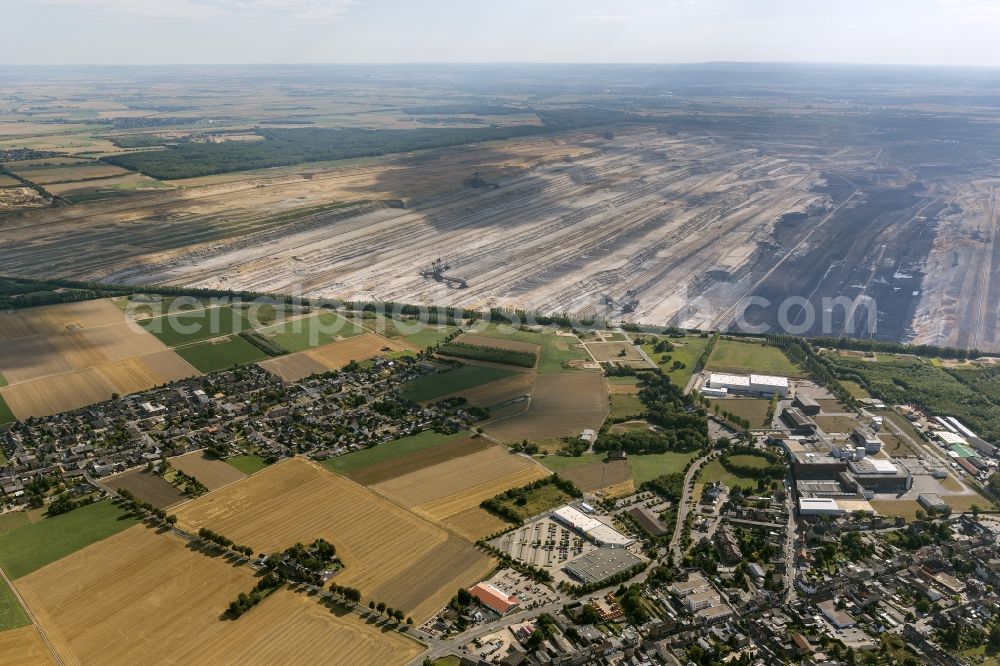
top-left (2, 126), bottom-right (998, 350)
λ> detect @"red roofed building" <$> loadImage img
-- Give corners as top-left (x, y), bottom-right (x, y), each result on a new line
top-left (469, 582), bottom-right (519, 616)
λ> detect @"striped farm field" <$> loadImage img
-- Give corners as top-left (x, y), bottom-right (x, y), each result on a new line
top-left (12, 524), bottom-right (422, 665)
top-left (173, 457), bottom-right (493, 621)
top-left (259, 333), bottom-right (407, 381)
top-left (168, 451), bottom-right (247, 490)
top-left (371, 446), bottom-right (550, 540)
top-left (0, 300), bottom-right (197, 419)
top-left (0, 626), bottom-right (54, 665)
top-left (484, 372), bottom-right (608, 442)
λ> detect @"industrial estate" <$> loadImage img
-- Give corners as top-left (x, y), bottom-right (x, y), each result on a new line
top-left (1, 63), bottom-right (1000, 666)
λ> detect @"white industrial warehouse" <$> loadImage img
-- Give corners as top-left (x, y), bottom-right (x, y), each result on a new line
top-left (707, 372), bottom-right (789, 398)
top-left (552, 505), bottom-right (634, 547)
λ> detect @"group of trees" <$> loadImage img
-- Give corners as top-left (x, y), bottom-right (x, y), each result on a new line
top-left (198, 527), bottom-right (253, 557)
top-left (239, 330), bottom-right (289, 357)
top-left (594, 428), bottom-right (701, 456)
top-left (115, 488), bottom-right (178, 526)
top-left (436, 342), bottom-right (537, 368)
top-left (46, 492), bottom-right (96, 516)
top-left (103, 122), bottom-right (594, 180)
top-left (328, 582), bottom-right (362, 604)
top-left (480, 474), bottom-right (582, 525)
top-left (718, 447), bottom-right (786, 480)
top-left (264, 539), bottom-right (341, 586)
top-left (366, 600), bottom-right (410, 625)
top-left (226, 572), bottom-right (283, 619)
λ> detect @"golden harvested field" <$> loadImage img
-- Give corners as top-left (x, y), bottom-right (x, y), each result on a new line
top-left (0, 626), bottom-right (55, 666)
top-left (173, 458), bottom-right (493, 621)
top-left (0, 352), bottom-right (197, 420)
top-left (168, 451), bottom-right (247, 490)
top-left (454, 333), bottom-right (541, 354)
top-left (7, 162), bottom-right (131, 185)
top-left (484, 372), bottom-right (609, 442)
top-left (444, 372), bottom-right (533, 407)
top-left (14, 525), bottom-right (421, 665)
top-left (259, 333), bottom-right (405, 381)
top-left (0, 300), bottom-right (125, 340)
top-left (0, 300), bottom-right (197, 419)
top-left (372, 447), bottom-right (550, 540)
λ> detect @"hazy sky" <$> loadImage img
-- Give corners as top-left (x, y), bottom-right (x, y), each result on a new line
top-left (6, 0), bottom-right (1000, 67)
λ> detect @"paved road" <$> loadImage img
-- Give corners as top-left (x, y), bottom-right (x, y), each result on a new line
top-left (670, 454), bottom-right (711, 563)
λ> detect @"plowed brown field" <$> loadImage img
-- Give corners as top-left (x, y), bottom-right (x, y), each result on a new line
top-left (484, 372), bottom-right (608, 442)
top-left (173, 458), bottom-right (492, 621)
top-left (168, 451), bottom-right (247, 490)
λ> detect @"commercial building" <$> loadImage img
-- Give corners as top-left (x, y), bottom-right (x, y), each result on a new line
top-left (850, 427), bottom-right (882, 454)
top-left (469, 582), bottom-right (520, 615)
top-left (798, 497), bottom-right (845, 517)
top-left (782, 407), bottom-right (818, 435)
top-left (792, 452), bottom-right (848, 479)
top-left (793, 394), bottom-right (821, 415)
top-left (917, 493), bottom-right (949, 513)
top-left (707, 373), bottom-right (789, 398)
top-left (563, 547), bottom-right (644, 585)
top-left (845, 458), bottom-right (913, 492)
top-left (552, 505), bottom-right (634, 547)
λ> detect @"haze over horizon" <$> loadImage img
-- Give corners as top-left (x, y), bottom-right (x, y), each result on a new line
top-left (8, 0), bottom-right (1000, 68)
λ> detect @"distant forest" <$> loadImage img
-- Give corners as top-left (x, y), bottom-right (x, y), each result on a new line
top-left (103, 109), bottom-right (622, 180)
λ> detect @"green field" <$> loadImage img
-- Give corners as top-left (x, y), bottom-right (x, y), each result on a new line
top-left (0, 500), bottom-right (140, 580)
top-left (226, 455), bottom-right (270, 475)
top-left (840, 379), bottom-right (871, 399)
top-left (0, 371), bottom-right (7, 388)
top-left (400, 365), bottom-right (516, 402)
top-left (258, 311), bottom-right (365, 352)
top-left (609, 394), bottom-right (645, 420)
top-left (398, 324), bottom-right (458, 350)
top-left (467, 325), bottom-right (588, 373)
top-left (0, 395), bottom-right (14, 425)
top-left (709, 398), bottom-right (772, 427)
top-left (174, 335), bottom-right (268, 372)
top-left (0, 576), bottom-right (30, 631)
top-left (642, 335), bottom-right (712, 388)
top-left (139, 306), bottom-right (253, 347)
top-left (494, 484), bottom-right (574, 521)
top-left (698, 458), bottom-right (759, 488)
top-left (320, 430), bottom-right (465, 474)
top-left (0, 576), bottom-right (30, 632)
top-left (629, 451), bottom-right (697, 485)
top-left (706, 339), bottom-right (802, 377)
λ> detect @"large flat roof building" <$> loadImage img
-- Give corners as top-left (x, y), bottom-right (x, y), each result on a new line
top-left (551, 505), bottom-right (633, 547)
top-left (563, 547), bottom-right (644, 585)
top-left (708, 373), bottom-right (789, 398)
top-left (469, 582), bottom-right (519, 615)
top-left (798, 497), bottom-right (845, 517)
